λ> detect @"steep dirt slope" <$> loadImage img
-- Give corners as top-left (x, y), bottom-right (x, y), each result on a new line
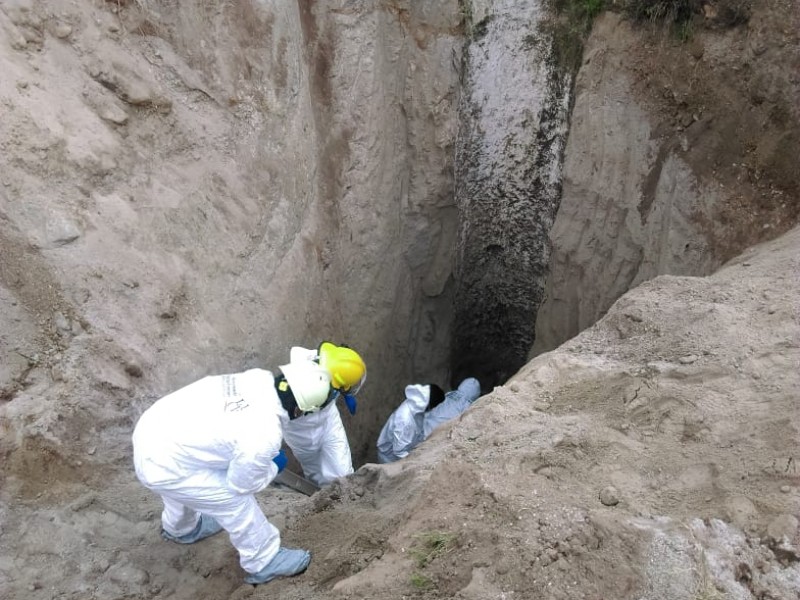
top-left (0, 0), bottom-right (461, 487)
top-left (1, 1), bottom-right (799, 599)
top-left (0, 0), bottom-right (463, 596)
top-left (534, 2), bottom-right (800, 355)
top-left (255, 224), bottom-right (799, 600)
top-left (452, 0), bottom-right (571, 389)
top-left (3, 222), bottom-right (796, 600)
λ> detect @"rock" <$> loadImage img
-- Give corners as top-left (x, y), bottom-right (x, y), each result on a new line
top-left (87, 57), bottom-right (172, 113)
top-left (50, 364), bottom-right (66, 382)
top-left (766, 514), bottom-right (798, 544)
top-left (5, 20), bottom-right (28, 50)
top-left (679, 355), bottom-right (699, 365)
top-left (725, 495), bottom-right (758, 529)
top-left (53, 312), bottom-right (71, 334)
top-left (599, 486), bottom-right (620, 506)
top-left (53, 22), bottom-right (72, 39)
top-left (108, 563), bottom-right (149, 586)
top-left (98, 102), bottom-right (129, 125)
top-left (43, 215), bottom-right (82, 247)
top-left (780, 485), bottom-right (791, 493)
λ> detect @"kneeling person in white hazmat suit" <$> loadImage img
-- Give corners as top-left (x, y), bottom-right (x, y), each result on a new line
top-left (376, 383), bottom-right (445, 464)
top-left (422, 377), bottom-right (481, 439)
top-left (132, 360), bottom-right (333, 585)
top-left (282, 342), bottom-right (367, 486)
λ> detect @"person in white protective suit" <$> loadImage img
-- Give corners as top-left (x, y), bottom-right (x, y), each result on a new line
top-left (376, 383), bottom-right (445, 464)
top-left (281, 342), bottom-right (367, 487)
top-left (132, 360), bottom-right (333, 585)
top-left (422, 377), bottom-right (482, 440)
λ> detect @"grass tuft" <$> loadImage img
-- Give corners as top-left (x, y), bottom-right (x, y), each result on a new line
top-left (541, 0), bottom-right (608, 73)
top-left (409, 530), bottom-right (458, 568)
top-left (410, 571), bottom-right (433, 589)
top-left (624, 0), bottom-right (751, 38)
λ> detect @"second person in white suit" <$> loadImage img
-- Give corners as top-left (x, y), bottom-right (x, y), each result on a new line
top-left (282, 342), bottom-right (367, 486)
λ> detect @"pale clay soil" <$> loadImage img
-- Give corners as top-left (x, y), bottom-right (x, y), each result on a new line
top-left (1, 1), bottom-right (799, 599)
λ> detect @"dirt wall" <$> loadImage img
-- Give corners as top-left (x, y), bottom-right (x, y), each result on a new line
top-left (533, 4), bottom-right (800, 355)
top-left (452, 0), bottom-right (571, 389)
top-left (0, 0), bottom-right (463, 481)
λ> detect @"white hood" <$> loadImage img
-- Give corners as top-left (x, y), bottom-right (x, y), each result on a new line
top-left (404, 384), bottom-right (431, 414)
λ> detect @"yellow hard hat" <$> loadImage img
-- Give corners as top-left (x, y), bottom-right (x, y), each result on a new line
top-left (279, 361), bottom-right (332, 413)
top-left (318, 342), bottom-right (366, 394)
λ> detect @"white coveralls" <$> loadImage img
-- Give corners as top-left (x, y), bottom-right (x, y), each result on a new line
top-left (422, 377), bottom-right (481, 439)
top-left (376, 384), bottom-right (430, 464)
top-left (281, 346), bottom-right (354, 486)
top-left (132, 368), bottom-right (285, 574)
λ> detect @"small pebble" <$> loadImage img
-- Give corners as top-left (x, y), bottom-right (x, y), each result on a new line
top-left (54, 23), bottom-right (73, 39)
top-left (599, 486), bottom-right (619, 506)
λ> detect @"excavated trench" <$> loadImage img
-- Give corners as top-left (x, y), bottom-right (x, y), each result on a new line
top-left (3, 1), bottom-right (800, 597)
top-left (450, 1), bottom-right (572, 392)
top-left (3, 0), bottom-right (799, 509)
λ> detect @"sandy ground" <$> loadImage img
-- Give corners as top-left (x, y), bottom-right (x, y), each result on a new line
top-left (3, 218), bottom-right (798, 600)
top-left (1, 1), bottom-right (799, 599)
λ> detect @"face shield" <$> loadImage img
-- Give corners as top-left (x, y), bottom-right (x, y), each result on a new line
top-left (342, 372), bottom-right (366, 397)
top-left (318, 372), bottom-right (364, 415)
top-left (318, 342), bottom-right (366, 392)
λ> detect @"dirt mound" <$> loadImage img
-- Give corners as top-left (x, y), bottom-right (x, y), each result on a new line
top-left (534, 1), bottom-right (800, 356)
top-left (256, 225), bottom-right (798, 600)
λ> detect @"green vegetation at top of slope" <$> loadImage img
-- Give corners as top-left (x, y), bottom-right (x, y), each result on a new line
top-left (539, 0), bottom-right (608, 74)
top-left (625, 0), bottom-right (751, 28)
top-left (541, 0), bottom-right (752, 72)
top-left (624, 0), bottom-right (752, 41)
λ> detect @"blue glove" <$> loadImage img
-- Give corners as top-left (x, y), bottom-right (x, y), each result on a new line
top-left (272, 449), bottom-right (288, 473)
top-left (344, 393), bottom-right (357, 416)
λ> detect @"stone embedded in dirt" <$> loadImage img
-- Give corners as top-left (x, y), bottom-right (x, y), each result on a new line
top-left (599, 486), bottom-right (620, 506)
top-left (98, 102), bottom-right (129, 125)
top-left (725, 495), bottom-right (759, 529)
top-left (766, 514), bottom-right (798, 544)
top-left (90, 61), bottom-right (172, 113)
top-left (53, 312), bottom-right (71, 334)
top-left (53, 23), bottom-right (73, 39)
top-left (4, 20), bottom-right (28, 50)
top-left (679, 355), bottom-right (699, 365)
top-left (43, 216), bottom-right (82, 247)
top-left (107, 563), bottom-right (149, 586)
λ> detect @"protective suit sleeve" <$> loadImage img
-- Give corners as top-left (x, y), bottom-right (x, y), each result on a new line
top-left (226, 438), bottom-right (281, 495)
top-left (457, 377), bottom-right (481, 403)
top-left (392, 418), bottom-right (417, 459)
